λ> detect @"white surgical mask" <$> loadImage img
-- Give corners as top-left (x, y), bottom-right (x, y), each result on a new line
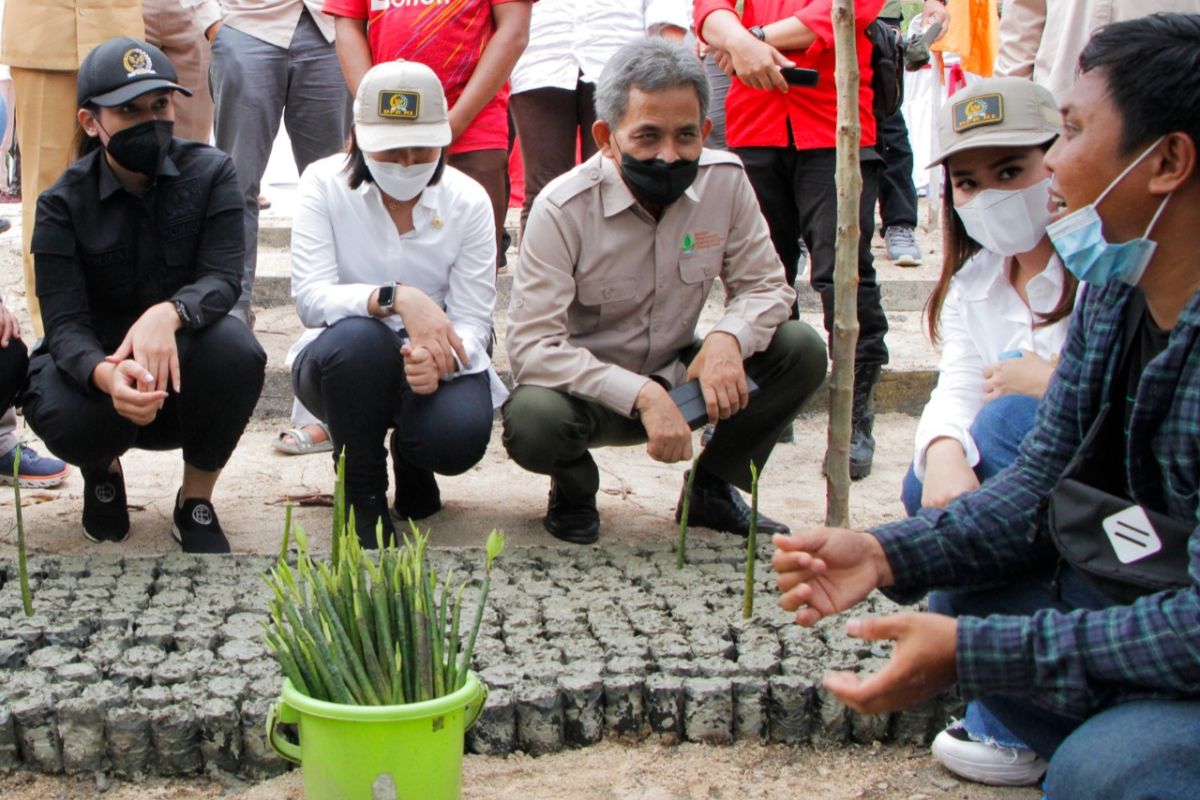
top-left (954, 177), bottom-right (1052, 256)
top-left (365, 155), bottom-right (438, 202)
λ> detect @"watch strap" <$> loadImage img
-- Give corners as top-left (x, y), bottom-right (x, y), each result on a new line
top-left (748, 25), bottom-right (767, 42)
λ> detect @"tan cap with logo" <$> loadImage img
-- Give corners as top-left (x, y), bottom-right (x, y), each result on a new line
top-left (928, 77), bottom-right (1061, 168)
top-left (353, 60), bottom-right (451, 152)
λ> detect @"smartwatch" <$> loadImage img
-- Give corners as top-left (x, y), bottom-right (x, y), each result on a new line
top-left (748, 25), bottom-right (767, 42)
top-left (377, 283), bottom-right (396, 316)
top-left (173, 299), bottom-right (192, 327)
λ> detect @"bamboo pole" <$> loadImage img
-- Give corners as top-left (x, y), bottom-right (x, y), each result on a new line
top-left (826, 0), bottom-right (863, 528)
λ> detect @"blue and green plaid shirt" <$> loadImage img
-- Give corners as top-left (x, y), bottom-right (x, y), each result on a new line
top-left (872, 281), bottom-right (1200, 720)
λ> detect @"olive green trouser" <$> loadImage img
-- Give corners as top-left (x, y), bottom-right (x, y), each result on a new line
top-left (501, 320), bottom-right (828, 501)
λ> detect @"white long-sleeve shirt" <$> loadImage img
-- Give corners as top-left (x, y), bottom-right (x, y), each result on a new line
top-left (509, 0), bottom-right (692, 94)
top-left (286, 154), bottom-right (507, 407)
top-left (913, 249), bottom-right (1073, 480)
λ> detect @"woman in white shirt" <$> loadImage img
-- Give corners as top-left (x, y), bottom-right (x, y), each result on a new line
top-left (904, 77), bottom-right (1078, 517)
top-left (909, 77), bottom-right (1079, 784)
top-left (287, 61), bottom-right (506, 547)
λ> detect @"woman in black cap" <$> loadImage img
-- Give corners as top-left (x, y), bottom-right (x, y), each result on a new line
top-left (21, 37), bottom-right (266, 553)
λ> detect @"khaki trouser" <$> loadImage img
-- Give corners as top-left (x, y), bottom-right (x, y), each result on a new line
top-left (11, 68), bottom-right (78, 340)
top-left (142, 0), bottom-right (213, 143)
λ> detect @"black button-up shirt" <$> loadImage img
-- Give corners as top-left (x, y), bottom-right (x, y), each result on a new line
top-left (32, 139), bottom-right (244, 390)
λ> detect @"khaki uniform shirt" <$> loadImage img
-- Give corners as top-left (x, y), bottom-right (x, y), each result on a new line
top-left (220, 0), bottom-right (336, 48)
top-left (995, 0), bottom-right (1200, 101)
top-left (1, 0), bottom-right (144, 71)
top-left (507, 149), bottom-right (795, 416)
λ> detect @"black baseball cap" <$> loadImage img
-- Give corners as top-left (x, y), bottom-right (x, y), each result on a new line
top-left (77, 37), bottom-right (192, 108)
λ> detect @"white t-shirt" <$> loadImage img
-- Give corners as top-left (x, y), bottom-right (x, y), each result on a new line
top-left (286, 153), bottom-right (507, 407)
top-left (913, 249), bottom-right (1075, 479)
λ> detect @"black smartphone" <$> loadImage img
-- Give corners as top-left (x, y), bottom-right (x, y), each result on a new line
top-left (781, 67), bottom-right (819, 87)
top-left (668, 376), bottom-right (761, 428)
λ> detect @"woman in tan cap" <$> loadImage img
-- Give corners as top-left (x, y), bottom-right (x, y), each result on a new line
top-left (285, 60), bottom-right (507, 548)
top-left (905, 76), bottom-right (1073, 786)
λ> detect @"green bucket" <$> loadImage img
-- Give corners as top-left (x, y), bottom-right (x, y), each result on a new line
top-left (267, 673), bottom-right (486, 800)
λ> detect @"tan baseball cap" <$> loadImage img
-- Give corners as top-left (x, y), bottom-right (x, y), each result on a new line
top-left (353, 61), bottom-right (451, 152)
top-left (928, 77), bottom-right (1061, 168)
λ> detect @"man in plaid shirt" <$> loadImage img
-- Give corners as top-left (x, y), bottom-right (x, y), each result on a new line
top-left (772, 14), bottom-right (1200, 799)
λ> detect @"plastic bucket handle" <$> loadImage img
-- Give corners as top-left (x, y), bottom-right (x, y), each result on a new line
top-left (464, 680), bottom-right (487, 731)
top-left (267, 699), bottom-right (303, 764)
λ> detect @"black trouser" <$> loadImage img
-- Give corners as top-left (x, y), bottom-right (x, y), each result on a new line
top-left (734, 145), bottom-right (889, 367)
top-left (876, 16), bottom-right (919, 233)
top-left (292, 318), bottom-right (494, 500)
top-left (22, 316), bottom-right (266, 472)
top-left (0, 339), bottom-right (29, 414)
top-left (502, 320), bottom-right (828, 501)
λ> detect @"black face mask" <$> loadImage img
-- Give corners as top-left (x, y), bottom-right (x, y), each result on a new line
top-left (615, 141), bottom-right (699, 206)
top-left (103, 119), bottom-right (174, 178)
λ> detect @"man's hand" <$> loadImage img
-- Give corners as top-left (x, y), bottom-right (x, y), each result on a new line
top-left (922, 438), bottom-right (980, 509)
top-left (686, 332), bottom-right (749, 423)
top-left (822, 613), bottom-right (958, 714)
top-left (0, 301), bottom-right (21, 348)
top-left (93, 360), bottom-right (168, 426)
top-left (982, 350), bottom-right (1054, 401)
top-left (394, 286), bottom-right (469, 378)
top-left (401, 343), bottom-right (440, 395)
top-left (727, 35), bottom-right (794, 92)
top-left (922, 0), bottom-right (950, 40)
top-left (773, 528), bottom-right (894, 626)
top-left (106, 302), bottom-right (182, 394)
top-left (634, 380), bottom-right (693, 463)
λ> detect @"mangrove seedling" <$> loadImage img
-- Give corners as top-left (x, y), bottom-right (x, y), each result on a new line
top-left (743, 461), bottom-right (759, 620)
top-left (676, 454), bottom-right (700, 569)
top-left (13, 448), bottom-right (32, 617)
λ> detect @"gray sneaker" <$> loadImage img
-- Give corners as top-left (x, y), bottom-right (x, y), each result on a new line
top-left (885, 225), bottom-right (923, 266)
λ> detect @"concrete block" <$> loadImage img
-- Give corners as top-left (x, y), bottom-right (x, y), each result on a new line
top-left (515, 682), bottom-right (563, 756)
top-left (197, 698), bottom-right (242, 773)
top-left (602, 675), bottom-right (644, 739)
top-left (812, 684), bottom-right (850, 745)
top-left (218, 638), bottom-right (268, 664)
top-left (134, 685), bottom-right (176, 709)
top-left (891, 697), bottom-right (941, 746)
top-left (558, 674), bottom-right (603, 747)
top-left (12, 691), bottom-right (63, 773)
top-left (683, 678), bottom-right (733, 745)
top-left (54, 662), bottom-right (100, 685)
top-left (767, 675), bottom-right (813, 744)
top-left (239, 697), bottom-right (290, 778)
top-left (732, 677), bottom-right (768, 741)
top-left (43, 617), bottom-right (92, 649)
top-left (152, 704), bottom-right (203, 775)
top-left (56, 696), bottom-right (106, 774)
top-left (466, 688), bottom-right (515, 756)
top-left (735, 651), bottom-right (781, 677)
top-left (644, 673), bottom-right (684, 738)
top-left (0, 638), bottom-right (28, 668)
top-left (26, 645), bottom-right (79, 671)
top-left (0, 707), bottom-right (20, 770)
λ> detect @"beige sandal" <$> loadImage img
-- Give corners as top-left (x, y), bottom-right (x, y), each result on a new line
top-left (272, 423), bottom-right (333, 455)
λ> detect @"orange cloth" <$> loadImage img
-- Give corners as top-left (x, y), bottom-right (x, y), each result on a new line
top-left (932, 0), bottom-right (1000, 77)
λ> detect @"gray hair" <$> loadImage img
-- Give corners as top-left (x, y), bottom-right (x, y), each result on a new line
top-left (594, 38), bottom-right (710, 127)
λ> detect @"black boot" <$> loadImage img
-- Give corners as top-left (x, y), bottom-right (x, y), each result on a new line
top-left (849, 364), bottom-right (882, 481)
top-left (390, 432), bottom-right (442, 524)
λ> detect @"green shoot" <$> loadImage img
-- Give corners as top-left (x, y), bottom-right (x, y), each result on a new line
top-left (743, 461), bottom-right (759, 620)
top-left (13, 448), bottom-right (32, 616)
top-left (676, 455), bottom-right (700, 569)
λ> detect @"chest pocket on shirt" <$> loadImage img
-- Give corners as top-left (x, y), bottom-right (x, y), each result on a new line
top-left (678, 254), bottom-right (722, 285)
top-left (82, 247), bottom-right (136, 306)
top-left (571, 277), bottom-right (639, 335)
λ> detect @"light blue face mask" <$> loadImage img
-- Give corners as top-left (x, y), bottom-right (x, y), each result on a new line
top-left (1046, 136), bottom-right (1172, 287)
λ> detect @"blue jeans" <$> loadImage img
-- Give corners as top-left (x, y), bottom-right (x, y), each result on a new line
top-left (902, 393), bottom-right (1039, 517)
top-left (932, 568), bottom-right (1200, 799)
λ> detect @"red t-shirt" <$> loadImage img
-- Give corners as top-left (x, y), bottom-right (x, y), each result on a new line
top-left (323, 0), bottom-right (526, 154)
top-left (695, 0), bottom-right (884, 150)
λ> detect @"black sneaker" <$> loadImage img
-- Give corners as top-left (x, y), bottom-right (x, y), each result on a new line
top-left (81, 464), bottom-right (129, 543)
top-left (172, 493), bottom-right (231, 554)
top-left (676, 469), bottom-right (790, 537)
top-left (543, 481), bottom-right (599, 545)
top-left (389, 432), bottom-right (442, 523)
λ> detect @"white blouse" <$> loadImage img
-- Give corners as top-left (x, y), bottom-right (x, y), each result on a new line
top-left (913, 249), bottom-right (1074, 479)
top-left (286, 154), bottom-right (507, 407)
top-left (509, 0), bottom-right (692, 95)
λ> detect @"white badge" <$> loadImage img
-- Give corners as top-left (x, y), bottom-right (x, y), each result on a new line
top-left (1102, 505), bottom-right (1162, 564)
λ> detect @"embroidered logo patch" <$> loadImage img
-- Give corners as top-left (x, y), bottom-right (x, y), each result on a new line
top-left (192, 505), bottom-right (214, 526)
top-left (953, 94), bottom-right (1004, 132)
top-left (95, 483), bottom-right (117, 504)
top-left (1102, 505), bottom-right (1162, 564)
top-left (123, 48), bottom-right (155, 78)
top-left (378, 90), bottom-right (420, 121)
top-left (681, 233), bottom-right (696, 254)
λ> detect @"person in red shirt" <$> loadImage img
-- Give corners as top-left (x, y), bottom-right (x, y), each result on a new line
top-left (696, 0), bottom-right (888, 480)
top-left (325, 0), bottom-right (533, 269)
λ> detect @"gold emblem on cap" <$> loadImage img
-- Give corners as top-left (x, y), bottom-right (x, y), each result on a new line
top-left (123, 48), bottom-right (155, 78)
top-left (953, 94), bottom-right (1004, 133)
top-left (378, 90), bottom-right (421, 121)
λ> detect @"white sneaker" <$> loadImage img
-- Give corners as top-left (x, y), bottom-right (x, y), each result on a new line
top-left (931, 719), bottom-right (1048, 787)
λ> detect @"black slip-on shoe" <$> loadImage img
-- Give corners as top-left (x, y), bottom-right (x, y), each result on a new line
top-left (675, 470), bottom-right (790, 537)
top-left (82, 464), bottom-right (129, 543)
top-left (543, 482), bottom-right (599, 545)
top-left (172, 494), bottom-right (231, 554)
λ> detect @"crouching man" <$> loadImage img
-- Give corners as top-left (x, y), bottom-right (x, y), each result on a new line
top-left (504, 38), bottom-right (828, 545)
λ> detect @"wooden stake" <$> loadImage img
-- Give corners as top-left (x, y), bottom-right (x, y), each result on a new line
top-left (827, 0), bottom-right (863, 528)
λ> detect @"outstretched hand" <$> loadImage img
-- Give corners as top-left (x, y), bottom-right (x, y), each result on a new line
top-left (772, 527), bottom-right (894, 626)
top-left (822, 613), bottom-right (958, 714)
